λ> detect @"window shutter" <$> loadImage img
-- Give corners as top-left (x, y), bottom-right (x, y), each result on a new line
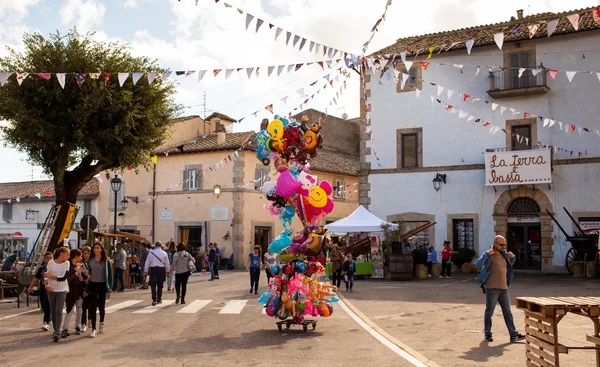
top-left (509, 52), bottom-right (520, 88)
top-left (84, 199), bottom-right (92, 215)
top-left (2, 203), bottom-right (7, 221)
top-left (197, 167), bottom-right (202, 189)
top-left (182, 169), bottom-right (189, 191)
top-left (255, 167), bottom-right (262, 189)
top-left (7, 203), bottom-right (12, 221)
top-left (520, 51), bottom-right (531, 87)
top-left (409, 68), bottom-right (418, 86)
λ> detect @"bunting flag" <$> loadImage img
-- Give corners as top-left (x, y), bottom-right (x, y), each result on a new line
top-left (36, 73), bottom-right (51, 80)
top-left (493, 33), bottom-right (504, 49)
top-left (118, 73), bottom-right (129, 86)
top-left (57, 73), bottom-right (66, 88)
top-left (265, 104), bottom-right (273, 113)
top-left (245, 13), bottom-right (254, 30)
top-left (197, 70), bottom-right (207, 81)
top-left (0, 72), bottom-right (10, 86)
top-left (566, 71), bottom-right (577, 83)
top-left (528, 24), bottom-right (539, 39)
top-left (465, 39), bottom-right (474, 55)
top-left (16, 72), bottom-right (28, 86)
top-left (225, 69), bottom-right (234, 80)
top-left (567, 14), bottom-right (580, 31)
top-left (255, 18), bottom-right (264, 32)
top-left (547, 18), bottom-right (559, 37)
top-left (74, 73), bottom-right (86, 86)
top-left (132, 72), bottom-right (144, 85)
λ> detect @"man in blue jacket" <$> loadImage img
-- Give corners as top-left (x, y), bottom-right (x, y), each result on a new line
top-left (475, 235), bottom-right (525, 343)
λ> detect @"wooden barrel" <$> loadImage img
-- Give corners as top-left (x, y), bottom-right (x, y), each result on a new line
top-left (389, 254), bottom-right (413, 281)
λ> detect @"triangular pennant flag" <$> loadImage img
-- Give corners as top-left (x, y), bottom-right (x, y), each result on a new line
top-left (16, 72), bottom-right (29, 85)
top-left (404, 60), bottom-right (413, 71)
top-left (475, 66), bottom-right (481, 76)
top-left (132, 72), bottom-right (144, 85)
top-left (285, 31), bottom-right (292, 45)
top-left (492, 103), bottom-right (498, 111)
top-left (74, 73), bottom-right (87, 86)
top-left (197, 70), bottom-right (207, 81)
top-left (255, 18), bottom-right (264, 32)
top-left (415, 89), bottom-right (421, 98)
top-left (549, 119), bottom-right (556, 127)
top-left (531, 69), bottom-right (541, 76)
top-left (299, 38), bottom-right (307, 51)
top-left (577, 126), bottom-right (582, 135)
top-left (558, 121), bottom-right (563, 129)
top-left (453, 64), bottom-right (463, 70)
top-left (314, 43), bottom-right (320, 55)
top-left (318, 61), bottom-right (324, 70)
top-left (400, 51), bottom-right (407, 63)
top-left (246, 68), bottom-right (254, 79)
top-left (437, 85), bottom-right (444, 96)
top-left (162, 71), bottom-right (171, 80)
top-left (146, 72), bottom-right (157, 84)
top-left (281, 96), bottom-right (287, 105)
top-left (465, 39), bottom-right (474, 54)
top-left (500, 106), bottom-right (507, 114)
top-left (493, 33), bottom-right (504, 49)
top-left (467, 115), bottom-right (475, 122)
top-left (295, 64), bottom-right (303, 71)
top-left (447, 89), bottom-right (454, 98)
top-left (275, 27), bottom-right (283, 41)
top-left (549, 70), bottom-right (558, 79)
top-left (277, 65), bottom-right (285, 76)
top-left (565, 71), bottom-right (576, 82)
top-left (518, 68), bottom-right (525, 78)
top-left (118, 73), bottom-right (129, 86)
top-left (0, 72), bottom-right (10, 86)
top-left (567, 14), bottom-right (580, 31)
top-left (420, 61), bottom-right (430, 70)
top-left (297, 88), bottom-right (304, 96)
top-left (326, 60), bottom-right (333, 69)
top-left (34, 193), bottom-right (41, 199)
top-left (430, 95), bottom-right (435, 105)
top-left (293, 35), bottom-right (300, 47)
top-left (245, 13), bottom-right (254, 31)
top-left (543, 118), bottom-right (550, 127)
top-left (287, 64), bottom-right (294, 73)
top-left (458, 110), bottom-right (468, 119)
top-left (185, 70), bottom-right (196, 77)
top-left (267, 66), bottom-right (275, 77)
top-left (56, 73), bottom-right (66, 88)
top-left (265, 104), bottom-right (273, 113)
top-left (213, 69), bottom-right (222, 77)
top-left (528, 23), bottom-right (539, 38)
top-left (400, 73), bottom-right (409, 89)
top-left (547, 19), bottom-right (559, 36)
top-left (36, 73), bottom-right (51, 80)
top-left (225, 69), bottom-right (234, 80)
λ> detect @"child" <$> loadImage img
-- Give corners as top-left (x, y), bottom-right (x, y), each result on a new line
top-left (246, 246), bottom-right (262, 295)
top-left (426, 245), bottom-right (438, 278)
top-left (61, 249), bottom-right (86, 337)
top-left (44, 247), bottom-right (71, 342)
top-left (343, 253), bottom-right (356, 292)
top-left (129, 255), bottom-right (140, 289)
top-left (27, 252), bottom-right (53, 331)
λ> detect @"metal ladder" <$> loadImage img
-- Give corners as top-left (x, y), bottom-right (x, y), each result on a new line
top-left (23, 204), bottom-right (61, 275)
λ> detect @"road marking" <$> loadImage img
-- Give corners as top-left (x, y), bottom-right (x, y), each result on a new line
top-left (439, 278), bottom-right (473, 287)
top-left (219, 300), bottom-right (247, 314)
top-left (177, 300), bottom-right (212, 314)
top-left (338, 297), bottom-right (435, 367)
top-left (0, 308), bottom-right (40, 321)
top-left (106, 300), bottom-right (143, 313)
top-left (133, 300), bottom-right (175, 313)
top-left (262, 307), bottom-right (266, 314)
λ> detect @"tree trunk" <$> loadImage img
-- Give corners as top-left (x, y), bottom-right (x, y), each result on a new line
top-left (47, 175), bottom-right (86, 253)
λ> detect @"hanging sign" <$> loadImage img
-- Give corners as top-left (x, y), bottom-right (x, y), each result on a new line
top-left (508, 216), bottom-right (541, 223)
top-left (484, 149), bottom-right (552, 186)
top-left (579, 221), bottom-right (600, 234)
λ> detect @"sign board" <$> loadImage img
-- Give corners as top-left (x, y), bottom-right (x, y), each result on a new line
top-left (484, 149), bottom-right (552, 186)
top-left (508, 216), bottom-right (541, 223)
top-left (80, 214), bottom-right (98, 231)
top-left (580, 221), bottom-right (600, 234)
top-left (211, 206), bottom-right (229, 221)
top-left (159, 209), bottom-right (172, 221)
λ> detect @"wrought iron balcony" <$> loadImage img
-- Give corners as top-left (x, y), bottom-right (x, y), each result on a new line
top-left (487, 69), bottom-right (549, 98)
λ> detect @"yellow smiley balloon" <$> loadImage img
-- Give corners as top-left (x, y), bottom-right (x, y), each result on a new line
top-left (307, 186), bottom-right (327, 208)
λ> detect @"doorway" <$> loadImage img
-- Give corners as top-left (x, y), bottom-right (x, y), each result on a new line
top-left (507, 223), bottom-right (542, 270)
top-left (254, 226), bottom-right (271, 254)
top-left (179, 226), bottom-right (202, 255)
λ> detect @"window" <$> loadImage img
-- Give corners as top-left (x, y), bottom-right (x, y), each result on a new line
top-left (183, 165), bottom-right (202, 191)
top-left (408, 67), bottom-right (418, 86)
top-left (453, 219), bottom-right (474, 250)
top-left (108, 183), bottom-right (125, 211)
top-left (83, 199), bottom-right (92, 216)
top-left (511, 125), bottom-right (532, 151)
top-left (254, 166), bottom-right (270, 189)
top-left (508, 51), bottom-right (535, 89)
top-left (333, 179), bottom-right (346, 199)
top-left (396, 63), bottom-right (422, 93)
top-left (2, 202), bottom-right (12, 221)
top-left (396, 128), bottom-right (423, 169)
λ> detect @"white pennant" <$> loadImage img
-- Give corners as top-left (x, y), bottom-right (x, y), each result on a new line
top-left (247, 68), bottom-right (254, 79)
top-left (447, 89), bottom-right (454, 98)
top-left (465, 39), bottom-right (474, 54)
top-left (415, 89), bottom-right (421, 98)
top-left (309, 41), bottom-right (315, 52)
top-left (147, 72), bottom-right (157, 84)
top-left (597, 72), bottom-right (600, 82)
top-left (493, 127), bottom-right (501, 134)
top-left (510, 108), bottom-right (516, 114)
top-left (493, 33), bottom-right (504, 49)
top-left (453, 64), bottom-right (463, 70)
top-left (531, 69), bottom-right (542, 76)
top-left (400, 73), bottom-right (409, 89)
top-left (277, 65), bottom-right (285, 76)
top-left (518, 68), bottom-right (525, 78)
top-left (467, 115), bottom-right (475, 122)
top-left (404, 60), bottom-right (413, 71)
top-left (492, 103), bottom-right (498, 111)
top-left (245, 13), bottom-right (254, 31)
top-left (500, 106), bottom-right (507, 115)
top-left (437, 85), bottom-right (444, 96)
top-left (267, 66), bottom-right (275, 77)
top-left (567, 14), bottom-right (579, 31)
top-left (549, 119), bottom-right (556, 127)
top-left (56, 73), bottom-right (66, 89)
top-left (558, 121), bottom-right (563, 129)
top-left (197, 70), bottom-right (207, 81)
top-left (225, 69), bottom-right (234, 80)
top-left (287, 64), bottom-right (294, 73)
top-left (275, 27), bottom-right (283, 41)
top-left (132, 72), bottom-right (144, 85)
top-left (162, 71), bottom-right (172, 79)
top-left (475, 66), bottom-right (481, 76)
top-left (513, 109), bottom-right (520, 115)
top-left (430, 96), bottom-right (435, 105)
top-left (400, 51), bottom-right (407, 63)
top-left (16, 72), bottom-right (28, 85)
top-left (293, 35), bottom-right (300, 47)
top-left (489, 125), bottom-right (496, 133)
top-left (0, 72), bottom-right (10, 86)
top-left (458, 110), bottom-right (468, 119)
top-left (565, 71), bottom-right (576, 83)
top-left (118, 73), bottom-right (129, 87)
top-left (543, 118), bottom-right (550, 127)
top-left (577, 126), bottom-right (582, 135)
top-left (255, 18), bottom-right (264, 33)
top-left (281, 96), bottom-right (287, 105)
top-left (547, 19), bottom-right (559, 37)
top-left (297, 88), bottom-right (305, 96)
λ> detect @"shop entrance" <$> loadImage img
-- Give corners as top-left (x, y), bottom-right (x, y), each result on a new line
top-left (507, 222), bottom-right (542, 270)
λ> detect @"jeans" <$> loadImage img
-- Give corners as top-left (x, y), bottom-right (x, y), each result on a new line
top-left (346, 274), bottom-right (354, 290)
top-left (149, 267), bottom-right (166, 302)
top-left (249, 268), bottom-right (260, 292)
top-left (175, 272), bottom-right (190, 299)
top-left (208, 261), bottom-right (215, 279)
top-left (213, 260), bottom-right (219, 277)
top-left (332, 268), bottom-right (343, 288)
top-left (441, 260), bottom-right (452, 277)
top-left (130, 273), bottom-right (138, 287)
top-left (40, 290), bottom-right (51, 324)
top-left (62, 298), bottom-right (83, 331)
top-left (47, 291), bottom-right (67, 334)
top-left (88, 282), bottom-right (106, 331)
top-left (484, 288), bottom-right (518, 338)
top-left (167, 274), bottom-right (173, 290)
top-left (113, 267), bottom-right (125, 291)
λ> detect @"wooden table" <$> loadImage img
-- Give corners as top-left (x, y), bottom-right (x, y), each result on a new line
top-left (516, 297), bottom-right (600, 367)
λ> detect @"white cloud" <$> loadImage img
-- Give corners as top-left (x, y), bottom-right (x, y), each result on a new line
top-left (59, 0), bottom-right (106, 32)
top-left (122, 0), bottom-right (137, 7)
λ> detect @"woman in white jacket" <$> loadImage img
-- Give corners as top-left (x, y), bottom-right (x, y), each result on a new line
top-left (169, 242), bottom-right (195, 305)
top-left (44, 247), bottom-right (71, 342)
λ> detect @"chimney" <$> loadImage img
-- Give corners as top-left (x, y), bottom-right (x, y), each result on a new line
top-left (260, 118), bottom-right (269, 131)
top-left (217, 132), bottom-right (226, 145)
top-left (517, 9), bottom-right (523, 20)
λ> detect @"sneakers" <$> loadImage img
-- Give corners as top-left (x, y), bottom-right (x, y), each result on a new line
top-left (209, 278), bottom-right (214, 281)
top-left (249, 288), bottom-right (253, 294)
top-left (75, 327), bottom-right (81, 335)
top-left (438, 275), bottom-right (443, 279)
top-left (60, 330), bottom-right (69, 338)
top-left (484, 335), bottom-right (493, 342)
top-left (99, 322), bottom-right (104, 333)
top-left (511, 333), bottom-right (526, 342)
top-left (254, 291), bottom-right (258, 295)
top-left (81, 325), bottom-right (87, 332)
top-left (427, 274), bottom-right (432, 278)
top-left (152, 301), bottom-right (157, 306)
top-left (53, 332), bottom-right (60, 342)
top-left (349, 288), bottom-right (353, 292)
top-left (42, 323), bottom-right (50, 331)
top-left (158, 300), bottom-right (162, 305)
top-left (90, 330), bottom-right (97, 338)
top-left (181, 299), bottom-right (186, 305)
top-left (176, 296), bottom-right (180, 304)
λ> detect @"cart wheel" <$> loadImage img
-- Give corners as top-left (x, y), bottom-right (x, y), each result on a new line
top-left (312, 323), bottom-right (316, 330)
top-left (286, 323), bottom-right (290, 329)
top-left (303, 325), bottom-right (308, 332)
top-left (277, 324), bottom-right (282, 332)
top-left (565, 247), bottom-right (578, 275)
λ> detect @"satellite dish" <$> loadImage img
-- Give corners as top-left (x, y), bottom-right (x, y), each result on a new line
top-left (342, 113), bottom-right (348, 120)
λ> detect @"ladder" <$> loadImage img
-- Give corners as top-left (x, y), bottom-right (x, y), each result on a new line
top-left (23, 204), bottom-right (61, 275)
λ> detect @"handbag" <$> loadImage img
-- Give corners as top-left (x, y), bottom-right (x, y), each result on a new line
top-left (188, 259), bottom-right (197, 273)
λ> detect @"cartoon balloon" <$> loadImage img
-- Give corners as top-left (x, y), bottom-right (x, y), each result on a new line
top-left (275, 170), bottom-right (301, 198)
top-left (268, 230), bottom-right (293, 253)
top-left (307, 181), bottom-right (333, 209)
top-left (262, 181), bottom-right (276, 195)
top-left (279, 205), bottom-right (295, 230)
top-left (297, 171), bottom-right (318, 191)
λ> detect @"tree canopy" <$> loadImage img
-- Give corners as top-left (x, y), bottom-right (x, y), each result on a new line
top-left (0, 29), bottom-right (180, 251)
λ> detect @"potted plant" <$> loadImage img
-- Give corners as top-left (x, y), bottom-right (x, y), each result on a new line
top-left (452, 247), bottom-right (476, 269)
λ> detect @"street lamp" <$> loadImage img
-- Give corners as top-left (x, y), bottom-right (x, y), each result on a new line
top-left (214, 185), bottom-right (221, 198)
top-left (111, 176), bottom-right (122, 235)
top-left (432, 173), bottom-right (447, 192)
top-left (121, 198), bottom-right (129, 210)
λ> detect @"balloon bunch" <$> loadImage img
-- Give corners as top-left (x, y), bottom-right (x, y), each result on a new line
top-left (258, 259), bottom-right (338, 322)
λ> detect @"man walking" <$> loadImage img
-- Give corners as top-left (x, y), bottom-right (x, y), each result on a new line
top-left (213, 243), bottom-right (220, 279)
top-left (139, 243), bottom-right (151, 289)
top-left (143, 241), bottom-right (170, 306)
top-left (113, 243), bottom-right (127, 292)
top-left (475, 235), bottom-right (525, 343)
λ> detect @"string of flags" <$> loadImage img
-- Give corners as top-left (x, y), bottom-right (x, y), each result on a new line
top-left (378, 68), bottom-right (600, 138)
top-left (0, 191), bottom-right (53, 204)
top-left (370, 7), bottom-right (600, 60)
top-left (414, 87), bottom-right (590, 158)
top-left (180, 0), bottom-right (356, 61)
top-left (361, 0), bottom-right (394, 54)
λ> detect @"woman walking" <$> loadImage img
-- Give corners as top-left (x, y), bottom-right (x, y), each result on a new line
top-left (27, 252), bottom-right (53, 331)
top-left (61, 249), bottom-right (86, 337)
top-left (86, 243), bottom-right (113, 338)
top-left (170, 243), bottom-right (195, 304)
top-left (80, 246), bottom-right (92, 332)
top-left (166, 241), bottom-right (176, 292)
top-left (246, 246), bottom-right (262, 295)
top-left (263, 250), bottom-right (278, 285)
top-left (329, 244), bottom-right (345, 289)
top-left (208, 244), bottom-right (216, 281)
top-left (43, 247), bottom-right (70, 342)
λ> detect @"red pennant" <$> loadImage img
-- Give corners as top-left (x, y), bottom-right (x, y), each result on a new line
top-left (104, 72), bottom-right (111, 85)
top-left (318, 61), bottom-right (324, 70)
top-left (483, 122), bottom-right (490, 126)
top-left (420, 61), bottom-right (430, 70)
top-left (592, 8), bottom-right (600, 25)
top-left (463, 94), bottom-right (470, 101)
top-left (213, 69), bottom-right (222, 77)
top-left (295, 64), bottom-right (303, 71)
top-left (323, 46), bottom-right (327, 56)
top-left (127, 167), bottom-right (132, 171)
top-left (329, 80), bottom-right (333, 87)
top-left (549, 70), bottom-right (558, 79)
top-left (571, 125), bottom-right (576, 133)
top-left (36, 73), bottom-right (51, 80)
top-left (44, 190), bottom-right (51, 197)
top-left (524, 112), bottom-right (529, 118)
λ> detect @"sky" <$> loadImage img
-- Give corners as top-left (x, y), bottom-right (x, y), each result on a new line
top-left (0, 0), bottom-right (597, 182)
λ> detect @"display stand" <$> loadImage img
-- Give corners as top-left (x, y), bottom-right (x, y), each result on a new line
top-left (370, 235), bottom-right (384, 279)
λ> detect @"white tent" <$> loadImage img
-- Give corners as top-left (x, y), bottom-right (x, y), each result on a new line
top-left (325, 205), bottom-right (398, 233)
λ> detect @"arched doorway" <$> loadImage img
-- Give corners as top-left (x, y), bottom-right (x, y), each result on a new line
top-left (492, 187), bottom-right (554, 272)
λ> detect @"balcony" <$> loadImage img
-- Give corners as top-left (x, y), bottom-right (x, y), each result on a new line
top-left (487, 69), bottom-right (549, 99)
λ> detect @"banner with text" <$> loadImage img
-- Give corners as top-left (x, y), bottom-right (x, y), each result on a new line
top-left (484, 149), bottom-right (552, 186)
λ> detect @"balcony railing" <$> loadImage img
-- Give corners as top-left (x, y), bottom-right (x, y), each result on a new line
top-left (487, 69), bottom-right (549, 98)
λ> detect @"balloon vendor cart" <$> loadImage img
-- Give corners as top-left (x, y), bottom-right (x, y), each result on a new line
top-left (254, 115), bottom-right (339, 331)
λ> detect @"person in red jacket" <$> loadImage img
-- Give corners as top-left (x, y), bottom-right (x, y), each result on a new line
top-left (440, 241), bottom-right (453, 279)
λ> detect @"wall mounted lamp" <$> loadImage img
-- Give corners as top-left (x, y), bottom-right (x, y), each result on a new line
top-left (214, 185), bottom-right (221, 197)
top-left (432, 173), bottom-right (447, 192)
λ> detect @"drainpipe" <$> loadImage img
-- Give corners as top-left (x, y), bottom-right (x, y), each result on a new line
top-left (151, 162), bottom-right (156, 244)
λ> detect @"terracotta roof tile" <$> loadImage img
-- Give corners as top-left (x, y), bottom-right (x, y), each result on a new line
top-left (374, 7), bottom-right (600, 56)
top-left (169, 115), bottom-right (201, 124)
top-left (0, 179), bottom-right (99, 200)
top-left (205, 112), bottom-right (237, 122)
top-left (309, 147), bottom-right (359, 176)
top-left (156, 131), bottom-right (256, 155)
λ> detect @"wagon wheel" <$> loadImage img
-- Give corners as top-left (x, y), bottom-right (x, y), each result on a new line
top-left (565, 247), bottom-right (578, 275)
top-left (303, 325), bottom-right (308, 332)
top-left (286, 323), bottom-right (290, 329)
top-left (312, 323), bottom-right (316, 330)
top-left (277, 324), bottom-right (282, 332)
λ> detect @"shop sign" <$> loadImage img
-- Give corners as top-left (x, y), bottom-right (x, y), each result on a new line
top-left (508, 216), bottom-right (541, 223)
top-left (579, 221), bottom-right (600, 234)
top-left (484, 149), bottom-right (552, 186)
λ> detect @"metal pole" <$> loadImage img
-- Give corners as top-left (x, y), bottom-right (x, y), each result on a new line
top-left (114, 189), bottom-right (118, 242)
top-left (151, 162), bottom-right (156, 244)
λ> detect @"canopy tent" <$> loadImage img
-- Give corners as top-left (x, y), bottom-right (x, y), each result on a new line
top-left (325, 205), bottom-right (398, 233)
